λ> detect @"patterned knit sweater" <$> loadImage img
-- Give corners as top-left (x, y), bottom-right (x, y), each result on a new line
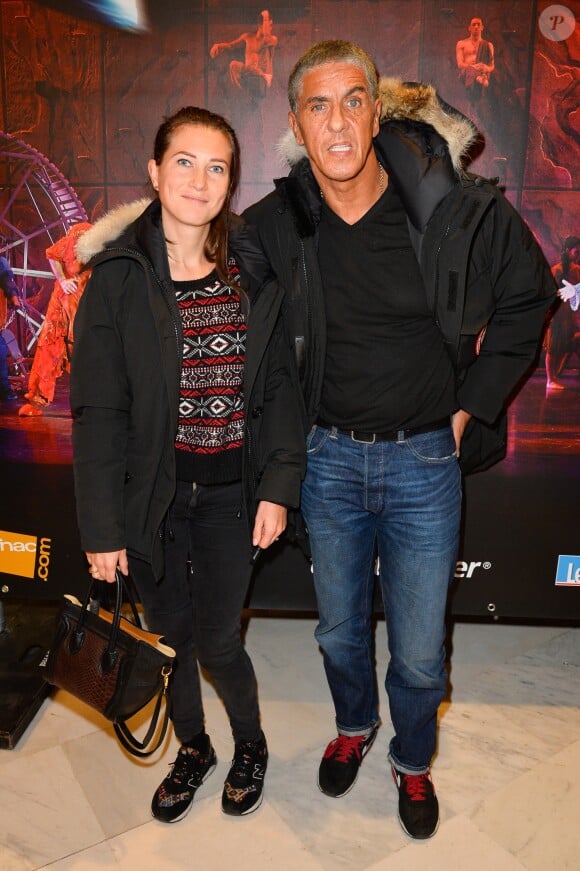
top-left (174, 267), bottom-right (246, 485)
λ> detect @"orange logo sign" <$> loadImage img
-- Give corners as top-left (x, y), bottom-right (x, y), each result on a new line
top-left (0, 530), bottom-right (38, 578)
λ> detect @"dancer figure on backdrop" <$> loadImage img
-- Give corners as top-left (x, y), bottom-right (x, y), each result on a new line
top-left (19, 222), bottom-right (92, 416)
top-left (559, 279), bottom-right (580, 312)
top-left (241, 40), bottom-right (555, 840)
top-left (0, 256), bottom-right (23, 401)
top-left (544, 235), bottom-right (580, 390)
top-left (456, 17), bottom-right (494, 99)
top-left (210, 10), bottom-right (278, 101)
top-left (71, 107), bottom-right (304, 823)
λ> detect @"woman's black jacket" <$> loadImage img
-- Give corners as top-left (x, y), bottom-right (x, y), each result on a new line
top-left (70, 200), bottom-right (305, 580)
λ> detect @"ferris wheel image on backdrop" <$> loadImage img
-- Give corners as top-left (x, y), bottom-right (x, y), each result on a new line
top-left (0, 130), bottom-right (88, 352)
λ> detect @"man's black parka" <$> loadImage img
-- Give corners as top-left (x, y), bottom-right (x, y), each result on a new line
top-left (241, 79), bottom-right (556, 473)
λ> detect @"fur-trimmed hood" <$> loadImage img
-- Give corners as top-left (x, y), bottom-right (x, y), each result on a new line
top-left (277, 77), bottom-right (477, 173)
top-left (76, 198), bottom-right (152, 264)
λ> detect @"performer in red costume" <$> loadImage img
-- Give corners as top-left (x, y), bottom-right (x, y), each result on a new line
top-left (19, 221), bottom-right (92, 416)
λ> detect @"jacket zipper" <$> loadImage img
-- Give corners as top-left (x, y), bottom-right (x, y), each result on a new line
top-left (299, 237), bottom-right (315, 410)
top-left (432, 223), bottom-right (451, 329)
top-left (299, 238), bottom-right (312, 336)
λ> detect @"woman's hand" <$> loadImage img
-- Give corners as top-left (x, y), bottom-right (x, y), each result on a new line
top-left (86, 549), bottom-right (128, 583)
top-left (252, 501), bottom-right (287, 549)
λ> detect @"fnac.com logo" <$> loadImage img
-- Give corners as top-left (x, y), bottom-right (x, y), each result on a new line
top-left (0, 530), bottom-right (50, 579)
top-left (555, 555), bottom-right (580, 587)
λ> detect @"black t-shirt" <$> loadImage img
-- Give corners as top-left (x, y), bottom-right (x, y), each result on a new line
top-left (317, 184), bottom-right (456, 431)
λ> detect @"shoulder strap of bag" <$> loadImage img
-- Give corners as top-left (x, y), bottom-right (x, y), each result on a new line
top-left (112, 669), bottom-right (172, 757)
top-left (113, 571), bottom-right (171, 757)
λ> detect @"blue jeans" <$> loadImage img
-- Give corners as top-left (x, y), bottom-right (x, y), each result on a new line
top-left (129, 479), bottom-right (260, 745)
top-left (301, 424), bottom-right (461, 774)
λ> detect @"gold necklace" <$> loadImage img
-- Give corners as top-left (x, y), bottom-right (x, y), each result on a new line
top-left (320, 161), bottom-right (385, 200)
top-left (378, 162), bottom-right (385, 194)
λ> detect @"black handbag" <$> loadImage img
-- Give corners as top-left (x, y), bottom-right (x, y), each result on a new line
top-left (41, 573), bottom-right (175, 757)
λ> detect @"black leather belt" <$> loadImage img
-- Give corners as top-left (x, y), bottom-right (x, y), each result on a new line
top-left (316, 417), bottom-right (450, 444)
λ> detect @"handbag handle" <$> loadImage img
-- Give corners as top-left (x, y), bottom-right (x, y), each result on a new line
top-left (72, 572), bottom-right (142, 674)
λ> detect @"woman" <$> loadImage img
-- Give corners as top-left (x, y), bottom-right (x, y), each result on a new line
top-left (70, 107), bottom-right (305, 823)
top-left (544, 235), bottom-right (580, 390)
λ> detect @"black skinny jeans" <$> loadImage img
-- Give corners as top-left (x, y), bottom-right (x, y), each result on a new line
top-left (128, 479), bottom-right (261, 744)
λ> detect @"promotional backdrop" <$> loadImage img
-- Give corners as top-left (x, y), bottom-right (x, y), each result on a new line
top-left (0, 0), bottom-right (579, 620)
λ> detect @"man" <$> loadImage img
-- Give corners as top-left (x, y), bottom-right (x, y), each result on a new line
top-left (0, 256), bottom-right (23, 401)
top-left (456, 17), bottom-right (495, 96)
top-left (210, 10), bottom-right (278, 96)
top-left (241, 41), bottom-right (555, 839)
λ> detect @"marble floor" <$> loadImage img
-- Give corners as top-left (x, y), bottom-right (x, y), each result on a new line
top-left (1, 617), bottom-right (579, 871)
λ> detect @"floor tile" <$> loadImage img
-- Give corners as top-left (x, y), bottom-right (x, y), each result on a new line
top-left (1, 622), bottom-right (578, 871)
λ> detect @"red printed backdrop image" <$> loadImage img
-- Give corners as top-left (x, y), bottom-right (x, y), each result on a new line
top-left (0, 0), bottom-right (578, 618)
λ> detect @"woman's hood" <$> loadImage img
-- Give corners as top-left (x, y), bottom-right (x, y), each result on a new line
top-left (75, 198), bottom-right (152, 264)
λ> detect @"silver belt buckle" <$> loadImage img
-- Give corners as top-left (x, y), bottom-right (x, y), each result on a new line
top-left (350, 431), bottom-right (376, 444)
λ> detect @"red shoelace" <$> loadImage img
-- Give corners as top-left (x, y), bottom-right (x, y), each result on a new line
top-left (324, 734), bottom-right (366, 763)
top-left (401, 772), bottom-right (432, 801)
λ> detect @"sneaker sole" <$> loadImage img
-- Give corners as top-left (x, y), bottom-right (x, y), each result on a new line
top-left (151, 761), bottom-right (217, 824)
top-left (317, 773), bottom-right (359, 798)
top-left (398, 811), bottom-right (440, 840)
top-left (317, 725), bottom-right (379, 798)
